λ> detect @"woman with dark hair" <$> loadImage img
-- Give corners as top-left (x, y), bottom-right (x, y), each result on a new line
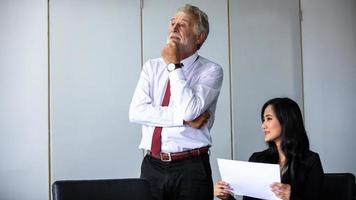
top-left (214, 97), bottom-right (324, 200)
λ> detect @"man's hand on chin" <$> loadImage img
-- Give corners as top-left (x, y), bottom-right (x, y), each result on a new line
top-left (161, 39), bottom-right (180, 64)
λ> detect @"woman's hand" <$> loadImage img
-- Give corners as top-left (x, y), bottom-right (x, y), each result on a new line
top-left (214, 181), bottom-right (232, 200)
top-left (271, 182), bottom-right (291, 200)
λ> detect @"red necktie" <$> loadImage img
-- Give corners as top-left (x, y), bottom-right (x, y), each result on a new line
top-left (150, 79), bottom-right (171, 156)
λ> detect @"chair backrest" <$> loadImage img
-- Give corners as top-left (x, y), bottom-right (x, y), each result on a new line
top-left (321, 173), bottom-right (355, 200)
top-left (52, 178), bottom-right (152, 200)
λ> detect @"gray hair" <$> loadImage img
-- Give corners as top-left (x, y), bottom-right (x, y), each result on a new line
top-left (178, 4), bottom-right (209, 49)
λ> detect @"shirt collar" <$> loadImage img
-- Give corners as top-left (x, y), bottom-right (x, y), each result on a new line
top-left (180, 52), bottom-right (199, 70)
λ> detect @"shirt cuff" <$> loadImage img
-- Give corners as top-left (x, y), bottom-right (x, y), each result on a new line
top-left (172, 111), bottom-right (184, 126)
top-left (168, 68), bottom-right (184, 82)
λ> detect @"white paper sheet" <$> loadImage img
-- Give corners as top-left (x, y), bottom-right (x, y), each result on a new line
top-left (217, 158), bottom-right (281, 200)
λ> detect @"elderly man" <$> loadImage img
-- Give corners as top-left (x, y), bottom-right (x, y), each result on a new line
top-left (129, 4), bottom-right (223, 200)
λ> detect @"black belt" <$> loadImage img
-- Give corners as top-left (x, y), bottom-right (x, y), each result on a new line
top-left (148, 146), bottom-right (210, 162)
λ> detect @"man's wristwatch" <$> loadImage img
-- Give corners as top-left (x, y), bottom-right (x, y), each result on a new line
top-left (167, 63), bottom-right (182, 72)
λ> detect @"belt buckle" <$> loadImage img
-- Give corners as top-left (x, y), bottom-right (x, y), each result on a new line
top-left (160, 152), bottom-right (172, 162)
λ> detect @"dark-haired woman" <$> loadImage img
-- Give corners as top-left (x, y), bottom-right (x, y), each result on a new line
top-left (214, 97), bottom-right (324, 200)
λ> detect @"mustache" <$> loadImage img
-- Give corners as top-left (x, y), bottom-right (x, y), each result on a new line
top-left (166, 34), bottom-right (181, 44)
top-left (169, 33), bottom-right (181, 39)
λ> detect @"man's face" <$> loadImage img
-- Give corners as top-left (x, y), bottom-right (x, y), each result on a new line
top-left (167, 11), bottom-right (199, 55)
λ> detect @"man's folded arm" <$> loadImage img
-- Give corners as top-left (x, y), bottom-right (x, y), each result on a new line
top-left (169, 65), bottom-right (223, 122)
top-left (129, 64), bottom-right (183, 127)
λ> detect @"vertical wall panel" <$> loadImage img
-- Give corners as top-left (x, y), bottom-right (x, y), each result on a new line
top-left (0, 0), bottom-right (49, 199)
top-left (141, 0), bottom-right (231, 183)
top-left (231, 0), bottom-right (303, 161)
top-left (1, 1), bottom-right (354, 199)
top-left (302, 0), bottom-right (356, 175)
top-left (50, 0), bottom-right (142, 181)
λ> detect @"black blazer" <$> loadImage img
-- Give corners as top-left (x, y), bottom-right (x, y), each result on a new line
top-left (228, 149), bottom-right (324, 200)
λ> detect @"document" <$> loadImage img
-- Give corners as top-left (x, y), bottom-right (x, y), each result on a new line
top-left (217, 158), bottom-right (281, 200)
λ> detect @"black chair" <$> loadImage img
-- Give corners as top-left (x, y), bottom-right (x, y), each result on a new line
top-left (52, 178), bottom-right (152, 200)
top-left (321, 173), bottom-right (356, 200)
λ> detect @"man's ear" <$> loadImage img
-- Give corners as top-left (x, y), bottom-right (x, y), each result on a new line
top-left (196, 32), bottom-right (206, 46)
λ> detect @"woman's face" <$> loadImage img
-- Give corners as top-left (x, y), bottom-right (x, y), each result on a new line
top-left (262, 105), bottom-right (282, 144)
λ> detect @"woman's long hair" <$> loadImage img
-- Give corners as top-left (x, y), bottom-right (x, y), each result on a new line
top-left (261, 97), bottom-right (310, 198)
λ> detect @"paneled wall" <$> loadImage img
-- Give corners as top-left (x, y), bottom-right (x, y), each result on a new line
top-left (230, 0), bottom-right (303, 161)
top-left (1, 0), bottom-right (355, 199)
top-left (301, 0), bottom-right (356, 174)
top-left (0, 0), bottom-right (49, 199)
top-left (50, 0), bottom-right (142, 181)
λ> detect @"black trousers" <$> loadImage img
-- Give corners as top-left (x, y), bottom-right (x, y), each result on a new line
top-left (140, 153), bottom-right (213, 200)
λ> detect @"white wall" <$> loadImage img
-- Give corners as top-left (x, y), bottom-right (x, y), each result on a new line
top-left (301, 0), bottom-right (356, 175)
top-left (50, 0), bottom-right (142, 181)
top-left (0, 0), bottom-right (355, 199)
top-left (0, 0), bottom-right (49, 199)
top-left (231, 0), bottom-right (303, 161)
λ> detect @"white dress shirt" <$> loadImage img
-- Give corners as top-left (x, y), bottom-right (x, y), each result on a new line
top-left (129, 52), bottom-right (223, 153)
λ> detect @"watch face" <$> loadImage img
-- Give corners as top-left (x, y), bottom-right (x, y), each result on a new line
top-left (167, 63), bottom-right (176, 72)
